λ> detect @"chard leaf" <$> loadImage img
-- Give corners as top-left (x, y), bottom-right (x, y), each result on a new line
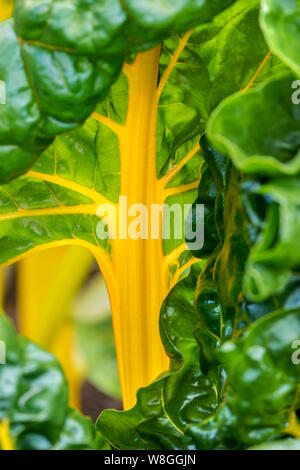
top-left (0, 45), bottom-right (202, 404)
top-left (207, 72), bottom-right (300, 303)
top-left (260, 0), bottom-right (300, 77)
top-left (0, 17), bottom-right (123, 183)
top-left (190, 138), bottom-right (251, 349)
top-left (157, 0), bottom-right (286, 178)
top-left (244, 178), bottom-right (300, 302)
top-left (0, 0), bottom-right (284, 268)
top-left (53, 408), bottom-right (110, 451)
top-left (0, 0), bottom-right (299, 451)
top-left (185, 308), bottom-right (300, 449)
top-left (0, 0), bottom-right (236, 182)
top-left (0, 312), bottom-right (104, 450)
top-left (94, 0), bottom-right (300, 449)
top-left (120, 0), bottom-right (236, 51)
top-left (207, 74), bottom-right (300, 176)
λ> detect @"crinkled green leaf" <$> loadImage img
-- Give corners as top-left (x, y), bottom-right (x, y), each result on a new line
top-left (1, 0), bottom-right (299, 452)
top-left (122, 0), bottom-right (235, 51)
top-left (157, 0), bottom-right (286, 178)
top-left (0, 0), bottom-right (236, 182)
top-left (0, 312), bottom-right (68, 449)
top-left (0, 17), bottom-right (122, 182)
top-left (53, 408), bottom-right (109, 451)
top-left (190, 138), bottom-right (251, 348)
top-left (207, 74), bottom-right (300, 176)
top-left (205, 12), bottom-right (300, 306)
top-left (185, 308), bottom-right (300, 450)
top-left (0, 312), bottom-right (105, 450)
top-left (243, 178), bottom-right (300, 302)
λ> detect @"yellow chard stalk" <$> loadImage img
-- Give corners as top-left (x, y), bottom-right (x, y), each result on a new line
top-left (18, 247), bottom-right (93, 409)
top-left (91, 45), bottom-right (199, 409)
top-left (0, 0), bottom-right (12, 22)
top-left (0, 418), bottom-right (14, 450)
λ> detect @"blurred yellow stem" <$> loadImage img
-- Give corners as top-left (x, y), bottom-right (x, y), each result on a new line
top-left (285, 412), bottom-right (300, 439)
top-left (0, 419), bottom-right (14, 450)
top-left (18, 246), bottom-right (93, 408)
top-left (0, 1), bottom-right (13, 22)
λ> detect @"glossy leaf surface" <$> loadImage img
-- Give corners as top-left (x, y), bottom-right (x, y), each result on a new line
top-left (0, 312), bottom-right (105, 450)
top-left (260, 0), bottom-right (300, 77)
top-left (0, 0), bottom-right (236, 182)
top-left (186, 309), bottom-right (300, 449)
top-left (207, 74), bottom-right (300, 176)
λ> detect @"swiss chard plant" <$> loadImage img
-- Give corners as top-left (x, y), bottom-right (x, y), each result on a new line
top-left (0, 0), bottom-right (300, 451)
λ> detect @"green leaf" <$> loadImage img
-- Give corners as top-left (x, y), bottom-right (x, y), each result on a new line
top-left (0, 312), bottom-right (69, 449)
top-left (0, 17), bottom-right (122, 182)
top-left (185, 308), bottom-right (300, 449)
top-left (191, 138), bottom-right (251, 346)
top-left (260, 0), bottom-right (300, 77)
top-left (122, 0), bottom-right (235, 51)
top-left (207, 74), bottom-right (300, 176)
top-left (157, 0), bottom-right (286, 178)
top-left (243, 178), bottom-right (300, 302)
top-left (0, 311), bottom-right (104, 450)
top-left (53, 408), bottom-right (109, 450)
top-left (207, 71), bottom-right (300, 302)
top-left (0, 120), bottom-right (112, 265)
